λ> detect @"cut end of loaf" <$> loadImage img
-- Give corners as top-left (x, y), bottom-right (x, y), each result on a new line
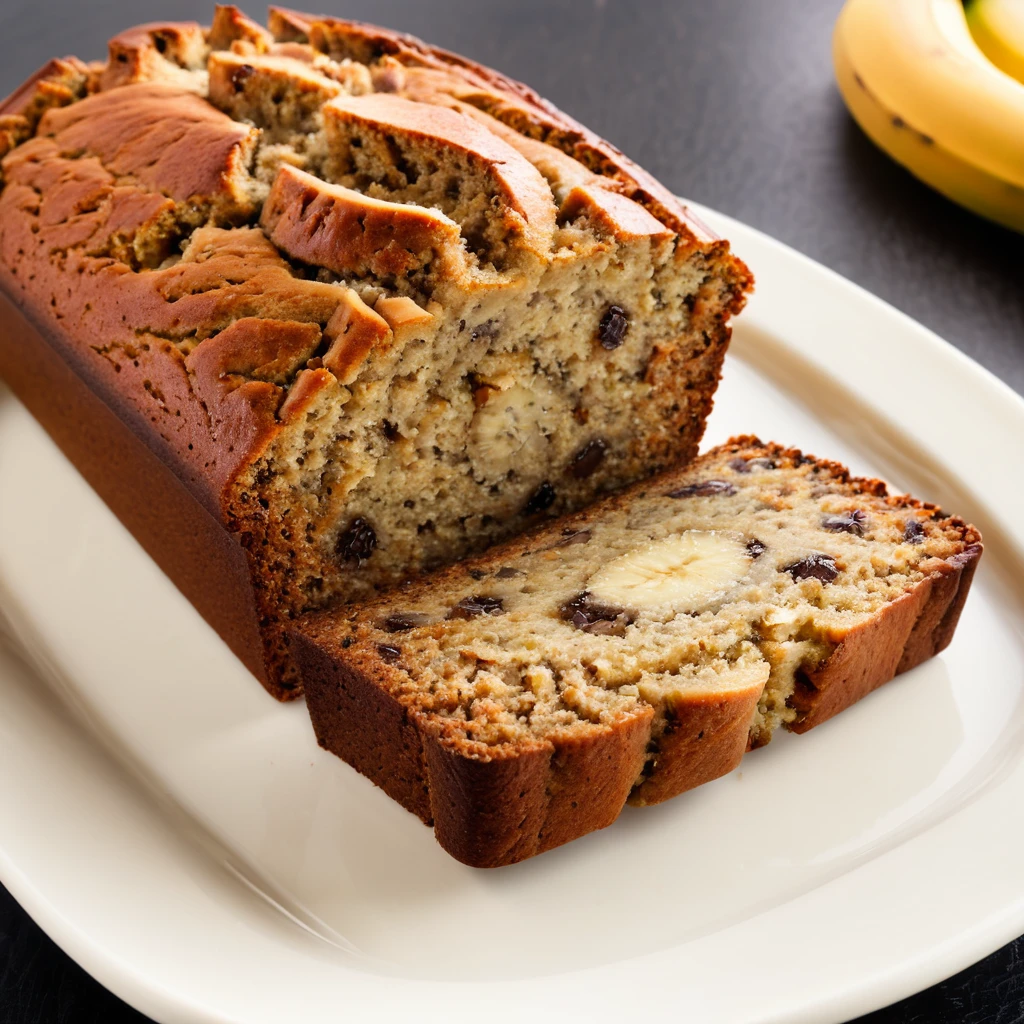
top-left (0, 5), bottom-right (753, 699)
top-left (295, 438), bottom-right (982, 865)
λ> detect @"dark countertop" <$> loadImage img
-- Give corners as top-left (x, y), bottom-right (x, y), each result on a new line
top-left (1, 1), bottom-right (1022, 1022)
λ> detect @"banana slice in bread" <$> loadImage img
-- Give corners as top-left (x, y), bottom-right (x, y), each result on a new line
top-left (588, 531), bottom-right (751, 613)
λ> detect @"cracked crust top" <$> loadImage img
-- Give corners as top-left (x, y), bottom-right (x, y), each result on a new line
top-left (0, 7), bottom-right (749, 506)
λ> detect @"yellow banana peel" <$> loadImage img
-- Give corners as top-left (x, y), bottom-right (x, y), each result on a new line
top-left (834, 0), bottom-right (1024, 232)
top-left (966, 0), bottom-right (1024, 85)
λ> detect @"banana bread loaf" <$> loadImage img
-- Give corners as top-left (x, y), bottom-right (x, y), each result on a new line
top-left (0, 6), bottom-right (752, 698)
top-left (294, 437), bottom-right (982, 867)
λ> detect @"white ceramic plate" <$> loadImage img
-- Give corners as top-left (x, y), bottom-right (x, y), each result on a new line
top-left (1, 204), bottom-right (1022, 1024)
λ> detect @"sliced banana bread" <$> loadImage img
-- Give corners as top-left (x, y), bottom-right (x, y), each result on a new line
top-left (294, 437), bottom-right (982, 867)
top-left (0, 6), bottom-right (751, 698)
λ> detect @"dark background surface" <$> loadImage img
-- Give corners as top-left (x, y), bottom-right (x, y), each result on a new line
top-left (1, 0), bottom-right (1023, 1021)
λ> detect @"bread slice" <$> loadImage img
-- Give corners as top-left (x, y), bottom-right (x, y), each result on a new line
top-left (0, 7), bottom-right (751, 699)
top-left (294, 438), bottom-right (982, 867)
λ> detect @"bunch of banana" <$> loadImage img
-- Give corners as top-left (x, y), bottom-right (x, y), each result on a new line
top-left (834, 0), bottom-right (1024, 232)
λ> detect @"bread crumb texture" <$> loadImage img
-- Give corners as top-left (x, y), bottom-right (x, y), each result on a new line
top-left (297, 437), bottom-right (981, 863)
top-left (0, 6), bottom-right (752, 697)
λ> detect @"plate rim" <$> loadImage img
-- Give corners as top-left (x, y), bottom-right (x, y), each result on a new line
top-left (1, 201), bottom-right (1023, 1024)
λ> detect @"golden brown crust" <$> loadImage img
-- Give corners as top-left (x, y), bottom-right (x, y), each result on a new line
top-left (277, 9), bottom-right (729, 247)
top-left (0, 289), bottom-right (271, 687)
top-left (100, 21), bottom-right (208, 91)
top-left (260, 164), bottom-right (464, 281)
top-left (423, 707), bottom-right (652, 868)
top-left (626, 685), bottom-right (765, 806)
top-left (373, 295), bottom-right (434, 337)
top-left (297, 625), bottom-right (654, 867)
top-left (560, 183), bottom-right (675, 242)
top-left (323, 92), bottom-right (557, 257)
top-left (206, 50), bottom-right (359, 129)
top-left (0, 57), bottom-right (90, 163)
top-left (37, 84), bottom-right (258, 215)
top-left (186, 316), bottom-right (321, 392)
top-left (0, 154), bottom-right (353, 471)
top-left (789, 541), bottom-right (982, 732)
top-left (319, 290), bottom-right (391, 385)
top-left (0, 215), bottom-right (344, 700)
top-left (297, 637), bottom-right (435, 819)
top-left (0, 57), bottom-right (89, 118)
